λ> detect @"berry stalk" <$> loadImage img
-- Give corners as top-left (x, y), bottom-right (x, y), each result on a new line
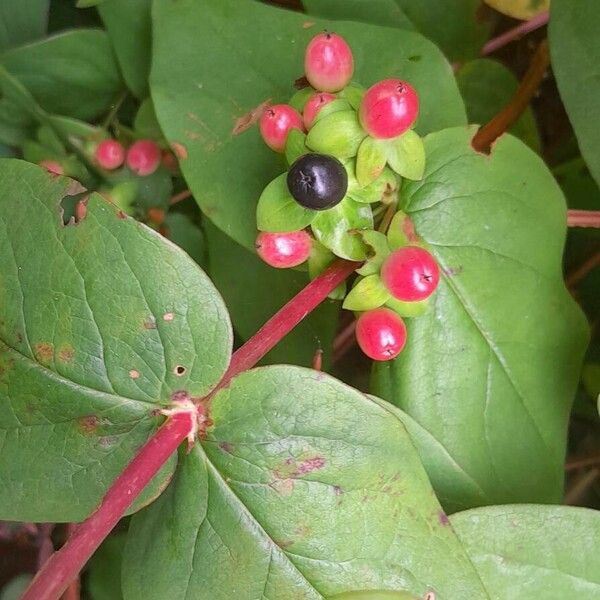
top-left (481, 10), bottom-right (550, 56)
top-left (567, 210), bottom-right (600, 228)
top-left (21, 259), bottom-right (358, 600)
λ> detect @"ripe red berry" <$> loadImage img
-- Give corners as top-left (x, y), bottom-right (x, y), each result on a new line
top-left (259, 104), bottom-right (304, 153)
top-left (381, 246), bottom-right (440, 302)
top-left (126, 139), bottom-right (161, 176)
top-left (359, 79), bottom-right (419, 139)
top-left (303, 92), bottom-right (336, 129)
top-left (355, 308), bottom-right (407, 361)
top-left (255, 230), bottom-right (312, 268)
top-left (39, 160), bottom-right (63, 175)
top-left (304, 32), bottom-right (354, 93)
top-left (95, 139), bottom-right (125, 170)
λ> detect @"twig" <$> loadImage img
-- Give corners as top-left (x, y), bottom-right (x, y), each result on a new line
top-left (332, 319), bottom-right (357, 364)
top-left (101, 90), bottom-right (129, 130)
top-left (481, 10), bottom-right (549, 56)
top-left (37, 524), bottom-right (55, 570)
top-left (60, 525), bottom-right (80, 600)
top-left (21, 259), bottom-right (359, 600)
top-left (169, 189), bottom-right (192, 205)
top-left (472, 40), bottom-right (549, 153)
top-left (566, 453), bottom-right (600, 472)
top-left (567, 210), bottom-right (600, 228)
top-left (564, 468), bottom-right (600, 505)
top-left (566, 251), bottom-right (600, 288)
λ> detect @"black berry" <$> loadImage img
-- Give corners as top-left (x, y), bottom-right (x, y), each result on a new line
top-left (287, 153), bottom-right (348, 210)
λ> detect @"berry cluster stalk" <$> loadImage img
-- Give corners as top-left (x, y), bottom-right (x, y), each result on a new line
top-left (567, 210), bottom-right (600, 228)
top-left (21, 259), bottom-right (357, 600)
top-left (481, 10), bottom-right (550, 56)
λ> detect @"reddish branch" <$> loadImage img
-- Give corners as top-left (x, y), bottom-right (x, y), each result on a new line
top-left (472, 40), bottom-right (550, 153)
top-left (22, 259), bottom-right (357, 600)
top-left (566, 251), bottom-right (600, 288)
top-left (567, 210), bottom-right (600, 228)
top-left (481, 10), bottom-right (549, 56)
top-left (169, 189), bottom-right (192, 205)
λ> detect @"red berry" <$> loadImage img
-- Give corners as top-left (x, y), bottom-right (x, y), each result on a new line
top-left (355, 308), bottom-right (407, 361)
top-left (255, 230), bottom-right (312, 268)
top-left (359, 79), bottom-right (419, 139)
top-left (259, 104), bottom-right (304, 153)
top-left (381, 246), bottom-right (440, 302)
top-left (95, 139), bottom-right (125, 170)
top-left (303, 92), bottom-right (336, 129)
top-left (39, 160), bottom-right (63, 175)
top-left (304, 32), bottom-right (354, 93)
top-left (126, 140), bottom-right (161, 176)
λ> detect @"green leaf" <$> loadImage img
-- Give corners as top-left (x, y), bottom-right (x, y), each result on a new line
top-left (98, 0), bottom-right (152, 98)
top-left (0, 30), bottom-right (123, 121)
top-left (285, 127), bottom-right (308, 165)
top-left (387, 211), bottom-right (420, 250)
top-left (0, 575), bottom-right (33, 600)
top-left (164, 212), bottom-right (206, 269)
top-left (339, 82), bottom-right (366, 110)
top-left (133, 98), bottom-right (163, 140)
top-left (456, 58), bottom-right (540, 152)
top-left (311, 198), bottom-right (373, 260)
top-left (122, 367), bottom-right (489, 599)
top-left (343, 275), bottom-right (390, 311)
top-left (311, 98), bottom-right (353, 125)
top-left (256, 173), bottom-right (316, 232)
top-left (150, 0), bottom-right (466, 250)
top-left (347, 166), bottom-right (398, 204)
top-left (306, 110), bottom-right (366, 159)
top-left (330, 592), bottom-right (418, 600)
top-left (371, 127), bottom-right (589, 510)
top-left (451, 505), bottom-right (600, 598)
top-left (205, 222), bottom-right (339, 368)
top-left (385, 297), bottom-right (428, 318)
top-left (0, 159), bottom-right (232, 521)
top-left (302, 0), bottom-right (489, 62)
top-left (355, 230), bottom-right (391, 276)
top-left (383, 130), bottom-right (425, 180)
top-left (356, 136), bottom-right (387, 187)
top-left (87, 533), bottom-right (125, 600)
top-left (289, 87), bottom-right (315, 112)
top-left (550, 0), bottom-right (600, 186)
top-left (0, 1), bottom-right (49, 51)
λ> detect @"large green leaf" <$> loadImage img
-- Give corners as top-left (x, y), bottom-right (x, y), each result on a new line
top-left (123, 367), bottom-right (488, 600)
top-left (205, 222), bottom-right (339, 368)
top-left (456, 58), bottom-right (540, 152)
top-left (0, 159), bottom-right (232, 521)
top-left (372, 127), bottom-right (589, 511)
top-left (98, 0), bottom-right (152, 99)
top-left (0, 29), bottom-right (123, 120)
top-left (550, 0), bottom-right (600, 186)
top-left (0, 0), bottom-right (49, 51)
top-left (451, 505), bottom-right (600, 599)
top-left (302, 0), bottom-right (489, 62)
top-left (87, 533), bottom-right (126, 600)
top-left (150, 0), bottom-right (466, 250)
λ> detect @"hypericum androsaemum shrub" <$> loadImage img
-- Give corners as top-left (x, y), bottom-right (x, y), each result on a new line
top-left (0, 1), bottom-right (599, 599)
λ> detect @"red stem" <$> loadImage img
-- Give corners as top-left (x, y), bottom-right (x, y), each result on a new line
top-left (21, 412), bottom-right (195, 600)
top-left (567, 210), bottom-right (600, 228)
top-left (22, 259), bottom-right (357, 600)
top-left (481, 10), bottom-right (549, 56)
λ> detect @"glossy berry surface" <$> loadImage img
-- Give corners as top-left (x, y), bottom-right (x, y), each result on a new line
top-left (255, 230), bottom-right (312, 268)
top-left (259, 104), bottom-right (304, 153)
top-left (39, 160), bottom-right (63, 175)
top-left (304, 32), bottom-right (353, 92)
top-left (359, 79), bottom-right (419, 139)
top-left (303, 92), bottom-right (336, 129)
top-left (287, 153), bottom-right (348, 210)
top-left (126, 140), bottom-right (161, 176)
top-left (381, 246), bottom-right (440, 302)
top-left (355, 308), bottom-right (407, 361)
top-left (95, 139), bottom-right (125, 170)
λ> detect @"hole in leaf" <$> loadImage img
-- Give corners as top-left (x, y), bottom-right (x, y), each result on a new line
top-left (174, 365), bottom-right (186, 376)
top-left (60, 192), bottom-right (88, 226)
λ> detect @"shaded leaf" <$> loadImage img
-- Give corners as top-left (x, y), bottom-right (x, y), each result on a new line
top-left (0, 0), bottom-right (49, 51)
top-left (383, 130), bottom-right (425, 180)
top-left (87, 533), bottom-right (125, 600)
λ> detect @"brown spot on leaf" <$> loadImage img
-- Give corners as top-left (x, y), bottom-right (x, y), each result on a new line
top-left (271, 478), bottom-right (295, 496)
top-left (170, 142), bottom-right (188, 160)
top-left (302, 21), bottom-right (315, 28)
top-left (163, 312), bottom-right (175, 322)
top-left (219, 442), bottom-right (234, 454)
top-left (438, 511), bottom-right (450, 526)
top-left (143, 317), bottom-right (157, 330)
top-left (401, 215), bottom-right (419, 243)
top-left (171, 390), bottom-right (190, 403)
top-left (33, 342), bottom-right (54, 364)
top-left (78, 415), bottom-right (99, 435)
top-left (173, 365), bottom-right (186, 376)
top-left (232, 99), bottom-right (272, 135)
top-left (334, 485), bottom-right (343, 496)
top-left (444, 265), bottom-right (463, 276)
top-left (117, 210), bottom-right (127, 220)
top-left (97, 435), bottom-right (117, 449)
top-left (15, 333), bottom-right (23, 343)
top-left (57, 344), bottom-right (75, 363)
top-left (273, 455), bottom-right (326, 479)
top-left (129, 369), bottom-right (140, 379)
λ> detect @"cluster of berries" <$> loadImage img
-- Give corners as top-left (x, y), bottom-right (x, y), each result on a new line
top-left (254, 31), bottom-right (440, 361)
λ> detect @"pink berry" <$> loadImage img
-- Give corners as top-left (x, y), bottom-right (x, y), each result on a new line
top-left (303, 92), bottom-right (336, 129)
top-left (255, 230), bottom-right (312, 268)
top-left (126, 140), bottom-right (161, 176)
top-left (381, 246), bottom-right (440, 302)
top-left (359, 79), bottom-right (419, 139)
top-left (39, 160), bottom-right (63, 175)
top-left (304, 32), bottom-right (354, 93)
top-left (259, 104), bottom-right (304, 153)
top-left (95, 139), bottom-right (125, 170)
top-left (355, 308), bottom-right (407, 361)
